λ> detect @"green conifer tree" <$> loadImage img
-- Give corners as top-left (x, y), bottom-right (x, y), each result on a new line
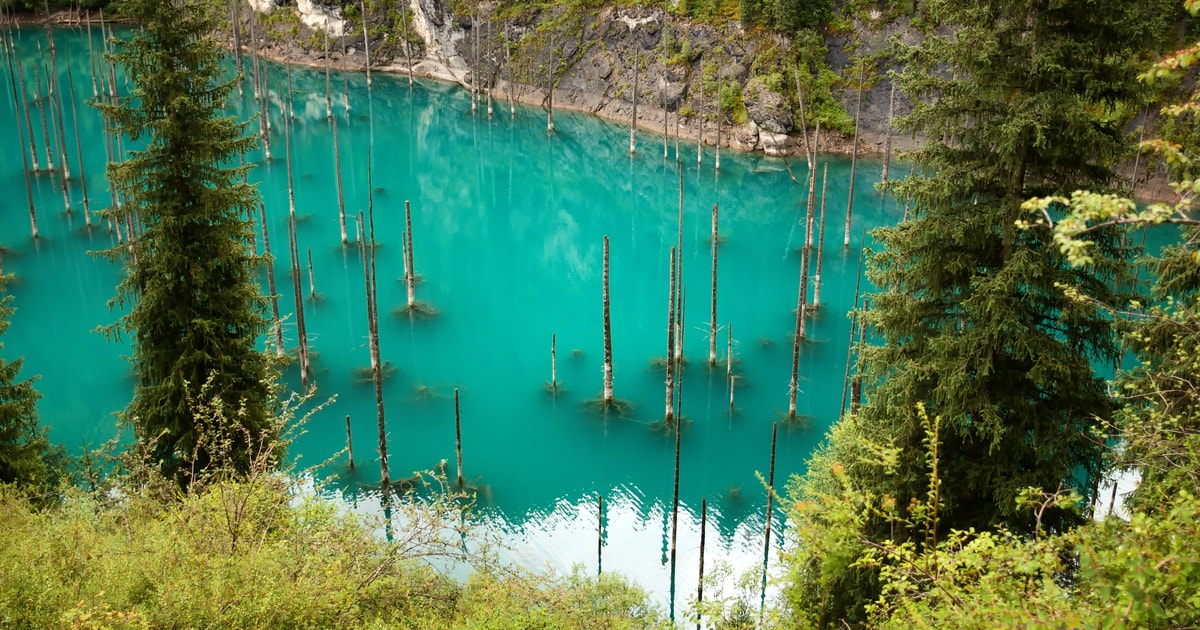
top-left (786, 0), bottom-right (1175, 624)
top-left (96, 0), bottom-right (274, 486)
top-left (0, 275), bottom-right (55, 488)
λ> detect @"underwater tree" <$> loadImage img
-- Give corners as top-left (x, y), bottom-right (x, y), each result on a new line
top-left (95, 0), bottom-right (274, 486)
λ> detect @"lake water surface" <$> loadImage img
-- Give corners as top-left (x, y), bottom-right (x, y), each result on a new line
top-left (0, 27), bottom-right (904, 614)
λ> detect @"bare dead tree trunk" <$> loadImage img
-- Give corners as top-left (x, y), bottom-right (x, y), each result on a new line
top-left (17, 59), bottom-right (40, 172)
top-left (630, 49), bottom-right (638, 154)
top-left (5, 41), bottom-right (38, 239)
top-left (345, 414), bottom-right (355, 469)
top-left (881, 80), bottom-right (895, 184)
top-left (813, 164), bottom-right (828, 308)
top-left (287, 212), bottom-right (310, 386)
top-left (360, 0), bottom-right (372, 87)
top-left (844, 59), bottom-right (864, 248)
top-left (66, 61), bottom-right (90, 227)
top-left (760, 422), bottom-right (778, 618)
top-left (404, 200), bottom-right (416, 307)
top-left (332, 109), bottom-right (347, 244)
top-left (324, 27), bottom-right (332, 119)
top-left (260, 207), bottom-right (285, 357)
top-left (709, 203), bottom-right (719, 366)
top-left (840, 233), bottom-right (866, 419)
top-left (34, 65), bottom-right (55, 171)
top-left (602, 235), bottom-right (613, 404)
top-left (550, 332), bottom-right (558, 391)
top-left (696, 497), bottom-right (707, 630)
top-left (307, 247), bottom-right (316, 299)
top-left (850, 299), bottom-right (868, 413)
top-left (400, 0), bottom-right (414, 87)
top-left (455, 388), bottom-right (463, 486)
top-left (665, 246), bottom-right (677, 423)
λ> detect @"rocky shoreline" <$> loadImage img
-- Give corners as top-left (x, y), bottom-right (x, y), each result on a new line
top-left (21, 4), bottom-right (1172, 200)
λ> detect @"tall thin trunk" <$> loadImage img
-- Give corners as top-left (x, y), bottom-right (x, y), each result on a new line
top-left (546, 32), bottom-right (555, 133)
top-left (840, 233), bottom-right (866, 419)
top-left (709, 203), bottom-right (719, 366)
top-left (760, 422), bottom-right (778, 620)
top-left (404, 200), bottom-right (416, 307)
top-left (844, 59), bottom-right (864, 247)
top-left (696, 80), bottom-right (704, 165)
top-left (86, 11), bottom-right (98, 98)
top-left (602, 235), bottom-right (613, 404)
top-left (307, 247), bottom-right (316, 299)
top-left (813, 164), bottom-right (828, 308)
top-left (665, 246), bottom-right (677, 423)
top-left (324, 28), bottom-right (332, 118)
top-left (333, 110), bottom-right (347, 244)
top-left (629, 49), bottom-right (638, 154)
top-left (550, 333), bottom-right (558, 391)
top-left (66, 61), bottom-right (90, 226)
top-left (287, 213), bottom-right (310, 386)
top-left (727, 322), bottom-right (735, 412)
top-left (454, 388), bottom-right (463, 486)
top-left (345, 415), bottom-right (355, 469)
top-left (788, 235), bottom-right (806, 418)
top-left (696, 497), bottom-right (707, 630)
top-left (260, 207), bottom-right (285, 357)
top-left (360, 0), bottom-right (372, 87)
top-left (674, 165), bottom-right (684, 363)
top-left (668, 381), bottom-right (682, 619)
top-left (35, 64), bottom-right (55, 170)
top-left (17, 59), bottom-right (40, 172)
top-left (715, 71), bottom-right (722, 171)
top-left (850, 299), bottom-right (868, 413)
top-left (793, 62), bottom-right (813, 169)
top-left (342, 37), bottom-right (350, 113)
top-left (399, 0), bottom-right (414, 87)
top-left (881, 81), bottom-right (895, 184)
top-left (5, 40), bottom-right (38, 239)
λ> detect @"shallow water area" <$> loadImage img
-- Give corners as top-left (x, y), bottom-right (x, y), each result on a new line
top-left (0, 27), bottom-right (907, 613)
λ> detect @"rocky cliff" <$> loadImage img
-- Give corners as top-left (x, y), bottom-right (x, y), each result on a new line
top-left (238, 0), bottom-right (918, 159)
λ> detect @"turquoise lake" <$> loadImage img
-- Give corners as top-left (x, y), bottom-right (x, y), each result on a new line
top-left (0, 27), bottom-right (905, 611)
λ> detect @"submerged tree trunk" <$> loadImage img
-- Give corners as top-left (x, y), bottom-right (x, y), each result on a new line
top-left (813, 164), bottom-right (828, 308)
top-left (602, 235), bottom-right (613, 404)
top-left (66, 61), bottom-right (90, 227)
top-left (665, 246), bottom-right (677, 423)
top-left (5, 48), bottom-right (38, 239)
top-left (881, 81), bottom-right (895, 184)
top-left (709, 203), bottom-right (719, 367)
top-left (332, 109), bottom-right (347, 244)
top-left (629, 50), bottom-right (638, 154)
top-left (260, 207), bottom-right (285, 357)
top-left (404, 200), bottom-right (416, 307)
top-left (360, 0), bottom-right (372, 87)
top-left (455, 388), bottom-right (463, 486)
top-left (844, 59), bottom-right (865, 248)
top-left (17, 59), bottom-right (40, 172)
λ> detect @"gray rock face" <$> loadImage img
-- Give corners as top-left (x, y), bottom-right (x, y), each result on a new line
top-left (743, 77), bottom-right (792, 135)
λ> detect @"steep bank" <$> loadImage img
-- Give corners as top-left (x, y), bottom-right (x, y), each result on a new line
top-left (223, 0), bottom-right (916, 160)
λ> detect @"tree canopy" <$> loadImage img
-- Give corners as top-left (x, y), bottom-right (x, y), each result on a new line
top-left (95, 0), bottom-right (274, 486)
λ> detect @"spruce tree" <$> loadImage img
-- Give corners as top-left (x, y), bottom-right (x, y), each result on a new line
top-left (788, 0), bottom-right (1174, 624)
top-left (96, 0), bottom-right (273, 485)
top-left (0, 274), bottom-right (55, 488)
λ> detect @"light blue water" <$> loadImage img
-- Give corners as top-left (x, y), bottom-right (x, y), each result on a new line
top-left (0, 27), bottom-right (905, 609)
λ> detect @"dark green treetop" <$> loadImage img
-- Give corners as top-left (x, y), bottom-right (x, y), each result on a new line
top-left (785, 0), bottom-right (1176, 624)
top-left (0, 275), bottom-right (57, 489)
top-left (95, 0), bottom-right (274, 486)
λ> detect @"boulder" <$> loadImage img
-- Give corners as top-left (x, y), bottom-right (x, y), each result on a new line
top-left (744, 77), bottom-right (792, 135)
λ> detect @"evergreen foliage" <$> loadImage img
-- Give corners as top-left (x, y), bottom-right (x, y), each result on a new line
top-left (784, 0), bottom-right (1176, 623)
top-left (0, 275), bottom-right (57, 490)
top-left (95, 0), bottom-right (273, 487)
